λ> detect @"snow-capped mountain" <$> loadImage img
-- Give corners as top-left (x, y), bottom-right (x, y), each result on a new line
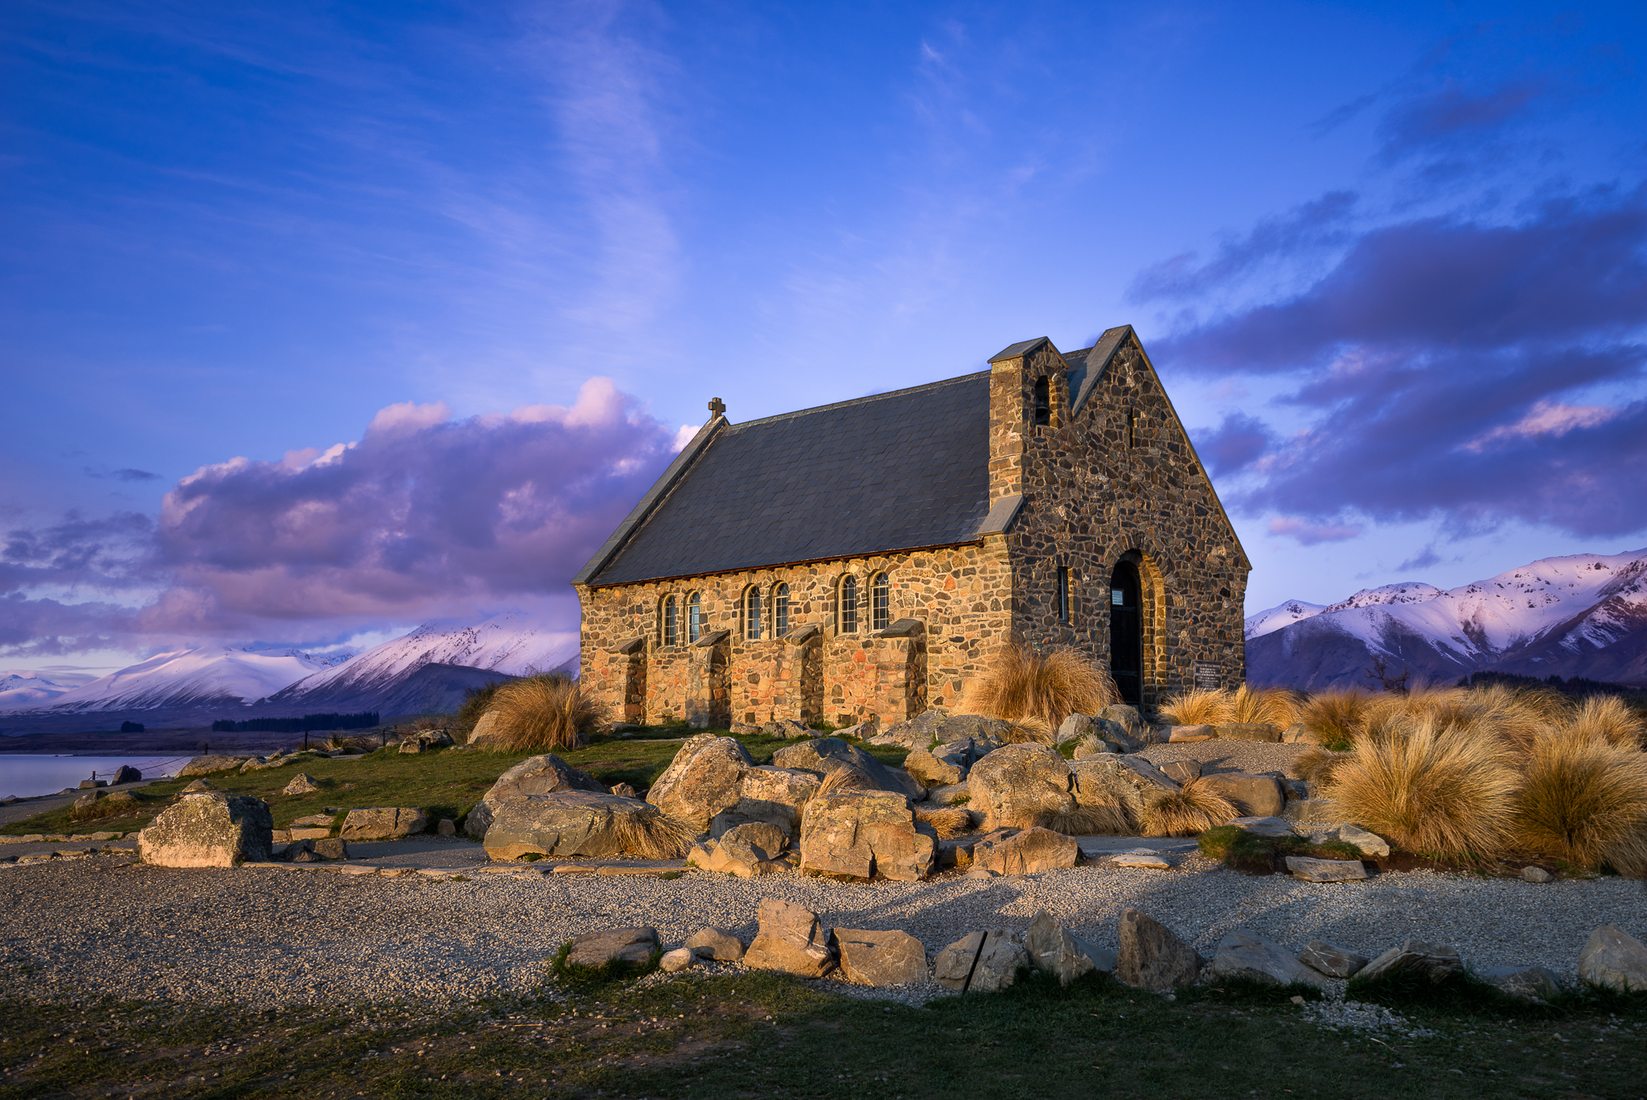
top-left (1248, 548), bottom-right (1647, 690)
top-left (43, 648), bottom-right (327, 713)
top-left (0, 670), bottom-right (96, 712)
top-left (270, 612), bottom-right (576, 714)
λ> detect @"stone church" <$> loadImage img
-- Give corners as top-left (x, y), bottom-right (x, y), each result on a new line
top-left (574, 325), bottom-right (1249, 728)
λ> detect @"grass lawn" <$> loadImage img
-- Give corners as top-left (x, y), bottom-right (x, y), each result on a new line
top-left (2, 971), bottom-right (1643, 1099)
top-left (1, 728), bottom-right (909, 838)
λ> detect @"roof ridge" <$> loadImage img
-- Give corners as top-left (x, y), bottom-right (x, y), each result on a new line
top-left (726, 370), bottom-right (990, 431)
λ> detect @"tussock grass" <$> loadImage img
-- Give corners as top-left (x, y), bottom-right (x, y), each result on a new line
top-left (998, 716), bottom-right (1057, 745)
top-left (1324, 717), bottom-right (1520, 863)
top-left (1299, 690), bottom-right (1370, 749)
top-left (454, 681), bottom-right (505, 741)
top-left (1037, 803), bottom-right (1133, 836)
top-left (960, 644), bottom-right (1118, 732)
top-left (1228, 684), bottom-right (1300, 728)
top-left (1570, 695), bottom-right (1646, 750)
top-left (812, 764), bottom-right (878, 799)
top-left (1512, 730), bottom-right (1647, 870)
top-left (1294, 745), bottom-right (1354, 786)
top-left (482, 674), bottom-right (604, 753)
top-left (1141, 779), bottom-right (1237, 837)
top-left (914, 806), bottom-right (973, 839)
top-left (1159, 687), bottom-right (1232, 727)
top-left (607, 805), bottom-right (697, 859)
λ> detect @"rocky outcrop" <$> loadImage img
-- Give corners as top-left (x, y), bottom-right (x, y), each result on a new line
top-left (798, 790), bottom-right (934, 881)
top-left (834, 928), bottom-right (928, 987)
top-left (340, 807), bottom-right (429, 841)
top-left (1116, 908), bottom-right (1200, 991)
top-left (464, 754), bottom-right (606, 839)
top-left (970, 827), bottom-right (1078, 875)
top-left (967, 744), bottom-right (1074, 829)
top-left (137, 793), bottom-right (273, 868)
top-left (743, 898), bottom-right (833, 978)
top-left (646, 735), bottom-right (754, 834)
top-left (1578, 925), bottom-right (1647, 992)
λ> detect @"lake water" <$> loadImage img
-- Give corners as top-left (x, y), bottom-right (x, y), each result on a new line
top-left (0, 755), bottom-right (188, 800)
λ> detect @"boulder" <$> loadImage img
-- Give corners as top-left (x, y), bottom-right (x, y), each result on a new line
top-left (177, 755), bottom-right (249, 778)
top-left (1158, 760), bottom-right (1201, 785)
top-left (648, 735), bottom-right (755, 833)
top-left (464, 754), bottom-right (607, 839)
top-left (1333, 824), bottom-right (1390, 859)
top-left (1578, 924), bottom-right (1647, 992)
top-left (924, 782), bottom-right (971, 806)
top-left (1299, 940), bottom-right (1368, 979)
top-left (1101, 704), bottom-right (1150, 746)
top-left (967, 744), bottom-right (1074, 829)
top-left (1210, 929), bottom-right (1328, 989)
top-left (799, 790), bottom-right (934, 881)
top-left (771, 737), bottom-right (922, 799)
top-left (1196, 772), bottom-right (1284, 817)
top-left (563, 926), bottom-right (659, 969)
top-left (1214, 722), bottom-right (1282, 742)
top-left (312, 837), bottom-right (349, 860)
top-left (1228, 815), bottom-right (1298, 839)
top-left (713, 765), bottom-right (820, 837)
top-left (398, 728), bottom-right (453, 754)
top-left (681, 928), bottom-right (747, 961)
top-left (340, 807), bottom-right (429, 841)
top-left (1352, 940), bottom-right (1464, 987)
top-left (833, 717), bottom-right (879, 741)
top-left (283, 773), bottom-right (322, 797)
top-left (834, 928), bottom-right (928, 987)
top-left (484, 791), bottom-right (684, 860)
top-left (466, 710), bottom-right (507, 748)
top-left (1286, 856), bottom-right (1368, 882)
top-left (436, 818), bottom-right (457, 837)
top-left (1284, 798), bottom-right (1341, 829)
top-left (1116, 908), bottom-right (1200, 991)
top-left (970, 931), bottom-right (1031, 993)
top-left (688, 821), bottom-right (790, 878)
top-left (137, 793), bottom-right (273, 868)
top-left (1026, 911), bottom-right (1112, 986)
top-left (971, 827), bottom-right (1078, 875)
top-left (743, 898), bottom-right (833, 978)
top-left (872, 708), bottom-right (1014, 750)
top-left (181, 779), bottom-right (215, 793)
top-left (659, 948), bottom-right (696, 973)
top-left (1166, 724), bottom-right (1215, 743)
top-left (684, 927), bottom-right (744, 962)
top-left (760, 718), bottom-right (812, 740)
top-left (933, 932), bottom-right (987, 991)
top-left (108, 765), bottom-right (142, 785)
top-left (69, 789), bottom-right (138, 821)
top-left (1105, 848), bottom-right (1176, 870)
top-left (1068, 754), bottom-right (1176, 824)
top-left (904, 745), bottom-right (964, 787)
top-left (1479, 964), bottom-right (1563, 1002)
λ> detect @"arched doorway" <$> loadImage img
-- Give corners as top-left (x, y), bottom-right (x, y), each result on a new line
top-left (1109, 560), bottom-right (1143, 705)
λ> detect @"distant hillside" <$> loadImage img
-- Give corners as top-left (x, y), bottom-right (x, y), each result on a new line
top-left (1247, 548), bottom-right (1647, 691)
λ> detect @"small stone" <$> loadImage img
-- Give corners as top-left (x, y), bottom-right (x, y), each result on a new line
top-left (659, 947), bottom-right (695, 973)
top-left (1521, 865), bottom-right (1552, 884)
top-left (1334, 824), bottom-right (1390, 858)
top-left (435, 818), bottom-right (457, 837)
top-left (563, 927), bottom-right (660, 969)
top-left (609, 782), bottom-right (639, 799)
top-left (108, 765), bottom-right (142, 785)
top-left (684, 927), bottom-right (744, 962)
top-left (283, 773), bottom-right (322, 797)
top-left (1228, 815), bottom-right (1297, 839)
top-left (1106, 849), bottom-right (1175, 871)
top-left (1286, 856), bottom-right (1368, 882)
top-left (1299, 940), bottom-right (1368, 979)
top-left (1166, 724), bottom-right (1215, 742)
top-left (1577, 924), bottom-right (1647, 992)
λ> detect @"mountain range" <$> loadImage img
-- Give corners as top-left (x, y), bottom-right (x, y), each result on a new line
top-left (0, 612), bottom-right (576, 722)
top-left (1246, 548), bottom-right (1647, 691)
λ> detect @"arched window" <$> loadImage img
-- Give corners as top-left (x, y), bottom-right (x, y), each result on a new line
top-left (743, 586), bottom-right (763, 641)
top-left (687, 592), bottom-right (703, 643)
top-left (838, 575), bottom-right (858, 634)
top-left (772, 583), bottom-right (790, 637)
top-left (660, 595), bottom-right (679, 646)
top-left (870, 572), bottom-right (890, 631)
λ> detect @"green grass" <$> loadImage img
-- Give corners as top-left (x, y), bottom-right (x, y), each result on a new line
top-left (2, 726), bottom-right (907, 838)
top-left (0, 972), bottom-right (1641, 1098)
top-left (1198, 825), bottom-right (1366, 872)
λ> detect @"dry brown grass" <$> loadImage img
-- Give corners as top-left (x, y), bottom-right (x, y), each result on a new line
top-left (1037, 803), bottom-right (1133, 836)
top-left (997, 716), bottom-right (1057, 745)
top-left (1299, 690), bottom-right (1371, 748)
top-left (1228, 684), bottom-right (1300, 728)
top-left (811, 764), bottom-right (878, 800)
top-left (914, 806), bottom-right (973, 839)
top-left (1570, 695), bottom-right (1646, 749)
top-left (481, 674), bottom-right (603, 753)
top-left (607, 805), bottom-right (697, 859)
top-left (1325, 716), bottom-right (1521, 862)
top-left (1139, 779), bottom-right (1237, 837)
top-left (1159, 687), bottom-right (1232, 727)
top-left (1294, 745), bottom-right (1354, 786)
top-left (960, 644), bottom-right (1118, 731)
top-left (1604, 827), bottom-right (1647, 877)
top-left (1512, 729), bottom-right (1647, 870)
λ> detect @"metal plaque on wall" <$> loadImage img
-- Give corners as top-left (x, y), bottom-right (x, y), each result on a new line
top-left (1192, 660), bottom-right (1222, 691)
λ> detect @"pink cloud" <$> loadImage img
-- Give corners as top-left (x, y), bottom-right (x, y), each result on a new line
top-left (1267, 515), bottom-right (1364, 545)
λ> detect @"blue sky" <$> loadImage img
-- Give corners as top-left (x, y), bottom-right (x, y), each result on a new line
top-left (3, 1), bottom-right (1645, 671)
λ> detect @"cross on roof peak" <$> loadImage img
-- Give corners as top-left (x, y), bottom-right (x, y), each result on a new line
top-left (708, 397), bottom-right (726, 418)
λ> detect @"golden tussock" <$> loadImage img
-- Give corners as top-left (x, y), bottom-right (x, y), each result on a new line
top-left (914, 806), bottom-right (973, 839)
top-left (960, 645), bottom-right (1119, 731)
top-left (1036, 803), bottom-right (1133, 836)
top-left (1511, 729), bottom-right (1647, 870)
top-left (606, 806), bottom-right (698, 859)
top-left (1569, 694), bottom-right (1646, 750)
top-left (481, 674), bottom-right (604, 753)
top-left (1228, 684), bottom-right (1300, 728)
top-left (1139, 779), bottom-right (1237, 837)
top-left (1158, 687), bottom-right (1231, 727)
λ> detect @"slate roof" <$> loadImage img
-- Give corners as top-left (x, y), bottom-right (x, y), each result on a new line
top-left (583, 371), bottom-right (997, 586)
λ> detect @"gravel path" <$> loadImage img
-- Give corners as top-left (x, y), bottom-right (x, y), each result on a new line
top-left (3, 853), bottom-right (1642, 1007)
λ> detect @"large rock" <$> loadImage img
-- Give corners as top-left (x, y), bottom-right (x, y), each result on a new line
top-left (1210, 929), bottom-right (1328, 989)
top-left (834, 928), bottom-right (928, 987)
top-left (177, 755), bottom-right (250, 778)
top-left (1578, 924), bottom-right (1647, 992)
top-left (1352, 940), bottom-right (1464, 987)
top-left (684, 927), bottom-right (744, 962)
top-left (398, 728), bottom-right (453, 754)
top-left (1101, 704), bottom-right (1149, 746)
top-left (563, 927), bottom-right (659, 969)
top-left (743, 898), bottom-right (833, 978)
top-left (484, 791), bottom-right (684, 860)
top-left (1286, 856), bottom-right (1368, 883)
top-left (466, 710), bottom-right (507, 748)
top-left (1299, 940), bottom-right (1368, 979)
top-left (1068, 754), bottom-right (1176, 824)
top-left (967, 744), bottom-right (1074, 829)
top-left (1215, 722), bottom-right (1283, 742)
top-left (872, 708), bottom-right (1014, 750)
top-left (1196, 772), bottom-right (1284, 817)
top-left (1026, 911), bottom-right (1112, 986)
top-left (971, 827), bottom-right (1078, 875)
top-left (933, 930), bottom-right (1028, 993)
top-left (340, 807), bottom-right (429, 841)
top-left (799, 790), bottom-right (935, 882)
top-left (1116, 908), bottom-right (1200, 991)
top-left (772, 737), bottom-right (922, 799)
top-left (1480, 964), bottom-right (1563, 1002)
top-left (108, 765), bottom-right (142, 785)
top-left (646, 735), bottom-right (754, 834)
top-left (712, 766), bottom-right (820, 838)
top-left (464, 754), bottom-right (606, 839)
top-left (688, 821), bottom-right (790, 878)
top-left (934, 932), bottom-right (986, 991)
top-left (137, 793), bottom-right (273, 868)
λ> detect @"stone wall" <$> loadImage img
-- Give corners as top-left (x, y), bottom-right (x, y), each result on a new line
top-left (576, 541), bottom-right (1011, 726)
top-left (989, 334), bottom-right (1249, 708)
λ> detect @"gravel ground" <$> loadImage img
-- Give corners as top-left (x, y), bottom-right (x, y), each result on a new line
top-left (3, 852), bottom-right (1642, 1008)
